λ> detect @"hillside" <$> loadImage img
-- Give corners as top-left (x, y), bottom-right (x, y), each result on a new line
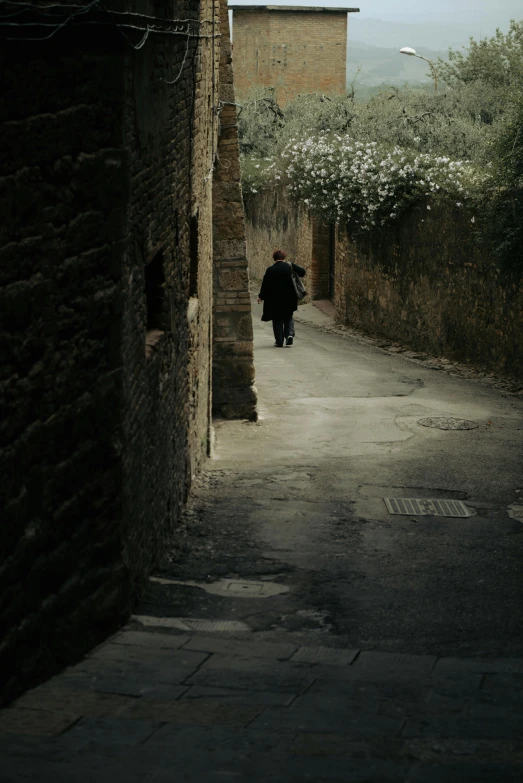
top-left (346, 42), bottom-right (448, 92)
top-left (345, 12), bottom-right (520, 95)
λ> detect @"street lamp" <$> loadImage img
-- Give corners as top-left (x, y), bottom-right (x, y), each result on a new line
top-left (400, 47), bottom-right (438, 92)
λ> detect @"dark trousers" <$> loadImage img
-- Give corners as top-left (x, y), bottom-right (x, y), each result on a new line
top-left (272, 316), bottom-right (295, 346)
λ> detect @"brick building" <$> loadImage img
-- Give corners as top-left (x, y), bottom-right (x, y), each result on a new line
top-left (230, 5), bottom-right (360, 105)
top-left (0, 0), bottom-right (254, 704)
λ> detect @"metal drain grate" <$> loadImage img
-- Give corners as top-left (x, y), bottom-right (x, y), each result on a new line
top-left (384, 498), bottom-right (472, 518)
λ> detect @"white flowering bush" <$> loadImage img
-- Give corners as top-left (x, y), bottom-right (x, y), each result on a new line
top-left (238, 23), bottom-right (522, 256)
top-left (257, 134), bottom-right (485, 232)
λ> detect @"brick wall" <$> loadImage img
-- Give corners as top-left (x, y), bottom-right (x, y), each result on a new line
top-left (244, 188), bottom-right (332, 304)
top-left (212, 2), bottom-right (257, 420)
top-left (0, 26), bottom-right (128, 705)
top-left (121, 0), bottom-right (220, 600)
top-left (335, 203), bottom-right (523, 378)
top-left (0, 0), bottom-right (223, 704)
top-left (231, 8), bottom-right (350, 105)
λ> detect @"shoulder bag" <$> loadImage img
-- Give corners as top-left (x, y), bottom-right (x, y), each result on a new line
top-left (287, 261), bottom-right (307, 301)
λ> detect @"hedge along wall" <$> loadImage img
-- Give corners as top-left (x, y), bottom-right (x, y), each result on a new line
top-left (335, 200), bottom-right (523, 379)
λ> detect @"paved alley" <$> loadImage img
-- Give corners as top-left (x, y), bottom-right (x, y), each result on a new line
top-left (1, 302), bottom-right (523, 782)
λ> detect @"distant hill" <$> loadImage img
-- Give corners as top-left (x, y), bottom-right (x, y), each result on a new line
top-left (343, 14), bottom-right (508, 94)
top-left (346, 42), bottom-right (448, 93)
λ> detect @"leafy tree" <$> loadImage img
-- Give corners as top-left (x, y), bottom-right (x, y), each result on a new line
top-left (438, 20), bottom-right (523, 92)
top-left (478, 92), bottom-right (523, 268)
top-left (237, 87), bottom-right (285, 158)
top-left (239, 84), bottom-right (497, 164)
top-left (348, 85), bottom-right (496, 162)
top-left (437, 20), bottom-right (523, 267)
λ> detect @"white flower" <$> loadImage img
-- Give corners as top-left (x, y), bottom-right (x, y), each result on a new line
top-left (427, 205), bottom-right (431, 210)
top-left (471, 216), bottom-right (475, 223)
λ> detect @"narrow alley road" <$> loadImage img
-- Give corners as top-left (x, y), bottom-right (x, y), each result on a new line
top-left (184, 300), bottom-right (523, 658)
top-left (2, 303), bottom-right (523, 782)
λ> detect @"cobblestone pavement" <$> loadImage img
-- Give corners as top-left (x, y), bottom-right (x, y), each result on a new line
top-left (2, 629), bottom-right (523, 782)
top-left (1, 302), bottom-right (522, 782)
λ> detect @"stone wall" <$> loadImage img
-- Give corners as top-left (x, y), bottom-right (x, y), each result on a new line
top-left (335, 202), bottom-right (523, 378)
top-left (244, 188), bottom-right (332, 303)
top-left (0, 0), bottom-right (223, 704)
top-left (244, 188), bottom-right (522, 378)
top-left (230, 7), bottom-right (356, 105)
top-left (212, 2), bottom-right (257, 420)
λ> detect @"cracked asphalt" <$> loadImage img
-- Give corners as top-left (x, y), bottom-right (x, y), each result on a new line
top-left (151, 299), bottom-right (523, 658)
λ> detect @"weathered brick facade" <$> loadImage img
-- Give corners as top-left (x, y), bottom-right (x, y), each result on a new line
top-left (230, 5), bottom-right (359, 105)
top-left (0, 0), bottom-right (254, 705)
top-left (121, 0), bottom-right (221, 601)
top-left (212, 3), bottom-right (257, 420)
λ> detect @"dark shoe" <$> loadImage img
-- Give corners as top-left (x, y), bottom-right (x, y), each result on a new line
top-left (274, 341), bottom-right (283, 347)
top-left (286, 336), bottom-right (294, 346)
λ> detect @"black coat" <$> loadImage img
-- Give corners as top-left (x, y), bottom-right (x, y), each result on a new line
top-left (259, 261), bottom-right (306, 321)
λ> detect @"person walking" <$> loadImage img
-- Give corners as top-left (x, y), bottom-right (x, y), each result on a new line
top-left (257, 250), bottom-right (306, 347)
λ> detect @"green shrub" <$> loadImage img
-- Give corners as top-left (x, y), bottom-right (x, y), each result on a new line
top-left (238, 21), bottom-right (523, 264)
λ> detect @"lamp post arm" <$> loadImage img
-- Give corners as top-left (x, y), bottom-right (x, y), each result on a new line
top-left (415, 54), bottom-right (438, 92)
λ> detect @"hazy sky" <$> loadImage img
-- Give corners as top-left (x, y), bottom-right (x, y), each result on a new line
top-left (346, 0), bottom-right (521, 18)
top-left (229, 0), bottom-right (521, 24)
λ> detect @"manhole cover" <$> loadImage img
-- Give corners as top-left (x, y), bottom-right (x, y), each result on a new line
top-left (418, 417), bottom-right (478, 430)
top-left (384, 498), bottom-right (472, 518)
top-left (227, 581), bottom-right (264, 594)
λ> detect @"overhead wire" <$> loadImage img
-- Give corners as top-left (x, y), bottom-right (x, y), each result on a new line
top-left (0, 0), bottom-right (227, 178)
top-left (0, 0), bottom-right (206, 25)
top-left (0, 0), bottom-right (221, 45)
top-left (0, 0), bottom-right (98, 40)
top-left (162, 29), bottom-right (192, 84)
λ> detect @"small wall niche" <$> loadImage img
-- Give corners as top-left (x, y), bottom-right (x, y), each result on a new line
top-left (145, 246), bottom-right (167, 357)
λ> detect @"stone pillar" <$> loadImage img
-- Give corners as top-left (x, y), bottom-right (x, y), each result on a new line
top-left (212, 0), bottom-right (257, 420)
